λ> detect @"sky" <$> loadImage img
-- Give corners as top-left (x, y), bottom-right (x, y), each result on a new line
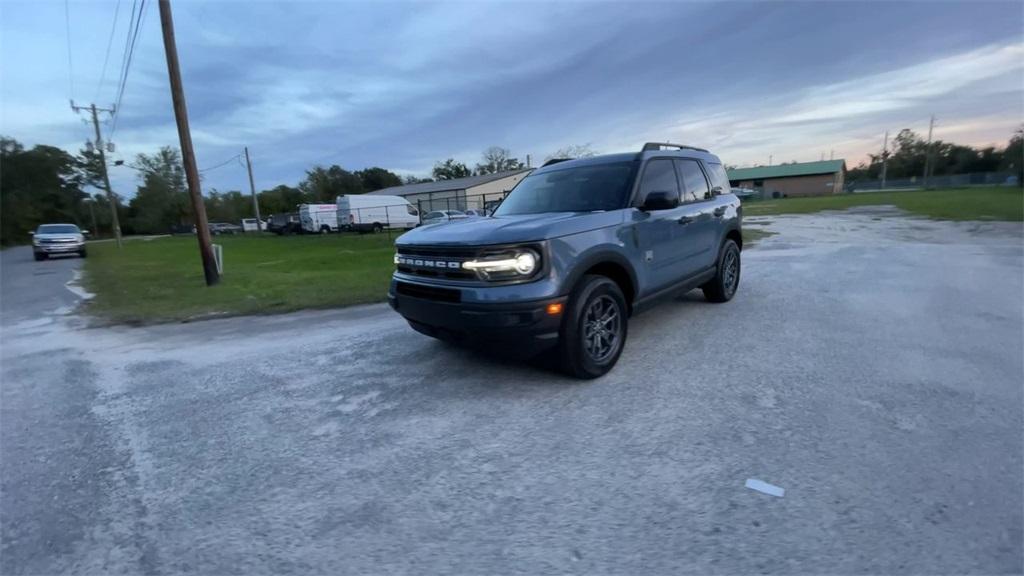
top-left (1, 0), bottom-right (1022, 197)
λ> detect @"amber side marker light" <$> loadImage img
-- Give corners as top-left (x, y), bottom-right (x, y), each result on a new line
top-left (546, 302), bottom-right (564, 315)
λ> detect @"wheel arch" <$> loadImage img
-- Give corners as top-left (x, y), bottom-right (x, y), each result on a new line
top-left (565, 251), bottom-right (638, 314)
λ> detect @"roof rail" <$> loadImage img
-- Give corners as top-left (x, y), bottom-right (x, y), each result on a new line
top-left (642, 142), bottom-right (709, 153)
top-left (542, 158), bottom-right (572, 167)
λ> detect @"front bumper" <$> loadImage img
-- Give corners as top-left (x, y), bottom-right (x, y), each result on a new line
top-left (388, 281), bottom-right (567, 354)
top-left (34, 242), bottom-right (84, 254)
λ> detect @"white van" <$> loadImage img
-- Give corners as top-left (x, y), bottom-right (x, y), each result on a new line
top-left (336, 195), bottom-right (419, 232)
top-left (298, 204), bottom-right (340, 234)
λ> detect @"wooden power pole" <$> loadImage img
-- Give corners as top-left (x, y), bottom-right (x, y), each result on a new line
top-left (244, 146), bottom-right (262, 232)
top-left (71, 102), bottom-right (122, 248)
top-left (158, 0), bottom-right (219, 286)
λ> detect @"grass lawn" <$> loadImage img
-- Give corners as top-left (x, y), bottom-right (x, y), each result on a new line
top-left (83, 233), bottom-right (398, 323)
top-left (743, 186), bottom-right (1023, 221)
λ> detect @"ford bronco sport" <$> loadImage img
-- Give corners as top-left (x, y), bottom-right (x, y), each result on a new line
top-left (388, 143), bottom-right (742, 378)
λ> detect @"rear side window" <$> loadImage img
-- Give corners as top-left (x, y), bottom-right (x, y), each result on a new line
top-left (638, 159), bottom-right (680, 204)
top-left (706, 162), bottom-right (730, 195)
top-left (676, 159), bottom-right (710, 202)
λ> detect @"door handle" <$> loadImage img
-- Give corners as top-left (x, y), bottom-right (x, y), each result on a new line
top-left (677, 216), bottom-right (694, 225)
top-left (713, 206), bottom-right (726, 217)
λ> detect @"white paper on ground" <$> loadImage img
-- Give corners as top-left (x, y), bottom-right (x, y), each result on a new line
top-left (745, 478), bottom-right (785, 497)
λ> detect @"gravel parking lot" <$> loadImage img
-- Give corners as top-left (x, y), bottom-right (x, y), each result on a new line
top-left (2, 209), bottom-right (1021, 575)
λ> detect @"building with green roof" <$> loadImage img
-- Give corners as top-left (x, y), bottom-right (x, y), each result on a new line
top-left (727, 159), bottom-right (846, 197)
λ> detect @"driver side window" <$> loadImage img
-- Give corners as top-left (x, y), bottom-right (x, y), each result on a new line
top-left (638, 159), bottom-right (680, 204)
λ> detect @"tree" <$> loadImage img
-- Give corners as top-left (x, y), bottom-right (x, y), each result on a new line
top-left (128, 146), bottom-right (191, 234)
top-left (355, 167), bottom-right (402, 192)
top-left (299, 165), bottom-right (364, 202)
top-left (258, 184), bottom-right (306, 215)
top-left (999, 126), bottom-right (1023, 182)
top-left (475, 146), bottom-right (524, 175)
top-left (0, 137), bottom-right (89, 244)
top-left (547, 143), bottom-right (598, 161)
top-left (403, 174), bottom-right (433, 185)
top-left (432, 158), bottom-right (471, 180)
top-left (204, 190), bottom-right (252, 223)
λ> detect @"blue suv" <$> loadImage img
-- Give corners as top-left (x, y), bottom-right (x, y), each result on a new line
top-left (389, 143), bottom-right (742, 378)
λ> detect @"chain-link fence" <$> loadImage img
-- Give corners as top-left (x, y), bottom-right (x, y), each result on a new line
top-left (847, 171), bottom-right (1018, 192)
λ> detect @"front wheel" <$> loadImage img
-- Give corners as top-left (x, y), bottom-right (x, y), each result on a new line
top-left (558, 275), bottom-right (628, 379)
top-left (372, 223), bottom-right (383, 233)
top-left (702, 239), bottom-right (741, 303)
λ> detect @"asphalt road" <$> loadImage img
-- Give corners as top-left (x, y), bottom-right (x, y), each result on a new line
top-left (1, 211), bottom-right (1022, 575)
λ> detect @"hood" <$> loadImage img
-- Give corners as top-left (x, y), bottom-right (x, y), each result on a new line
top-left (397, 211), bottom-right (624, 246)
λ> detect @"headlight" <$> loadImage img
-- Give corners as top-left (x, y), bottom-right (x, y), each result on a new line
top-left (462, 249), bottom-right (540, 280)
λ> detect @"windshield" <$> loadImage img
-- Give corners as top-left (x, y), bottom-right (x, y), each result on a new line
top-left (36, 224), bottom-right (80, 234)
top-left (494, 162), bottom-right (637, 216)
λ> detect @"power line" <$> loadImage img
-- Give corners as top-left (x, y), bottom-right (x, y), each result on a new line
top-left (110, 0), bottom-right (148, 139)
top-left (94, 0), bottom-right (122, 102)
top-left (199, 153), bottom-right (242, 173)
top-left (64, 0), bottom-right (75, 99)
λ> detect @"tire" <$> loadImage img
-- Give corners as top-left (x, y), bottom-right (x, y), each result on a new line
top-left (558, 275), bottom-right (629, 379)
top-left (78, 249), bottom-right (87, 258)
top-left (34, 252), bottom-right (45, 261)
top-left (372, 223), bottom-right (383, 233)
top-left (702, 239), bottom-right (741, 303)
top-left (320, 225), bottom-right (330, 235)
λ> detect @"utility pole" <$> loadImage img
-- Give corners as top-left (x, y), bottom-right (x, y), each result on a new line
top-left (158, 0), bottom-right (219, 286)
top-left (880, 130), bottom-right (890, 189)
top-left (769, 154), bottom-right (773, 166)
top-left (72, 101), bottom-right (122, 248)
top-left (244, 146), bottom-right (262, 231)
top-left (923, 114), bottom-right (935, 188)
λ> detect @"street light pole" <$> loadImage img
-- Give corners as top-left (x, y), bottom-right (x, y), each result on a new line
top-left (158, 0), bottom-right (219, 286)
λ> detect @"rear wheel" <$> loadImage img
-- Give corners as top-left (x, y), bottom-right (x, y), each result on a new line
top-left (702, 239), bottom-right (740, 303)
top-left (372, 223), bottom-right (383, 233)
top-left (558, 275), bottom-right (628, 379)
top-left (320, 225), bottom-right (331, 234)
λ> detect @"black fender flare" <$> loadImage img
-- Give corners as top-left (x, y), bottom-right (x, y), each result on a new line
top-left (561, 249), bottom-right (639, 306)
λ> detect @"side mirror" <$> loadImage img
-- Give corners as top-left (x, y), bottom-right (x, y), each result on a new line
top-left (82, 230), bottom-right (91, 236)
top-left (710, 186), bottom-right (723, 196)
top-left (640, 190), bottom-right (679, 211)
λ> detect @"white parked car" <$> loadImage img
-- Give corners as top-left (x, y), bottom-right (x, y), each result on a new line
top-left (421, 210), bottom-right (467, 226)
top-left (337, 194), bottom-right (419, 232)
top-left (463, 209), bottom-right (489, 218)
top-left (241, 218), bottom-right (267, 232)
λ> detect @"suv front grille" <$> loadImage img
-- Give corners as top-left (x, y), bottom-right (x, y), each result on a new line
top-left (396, 246), bottom-right (477, 280)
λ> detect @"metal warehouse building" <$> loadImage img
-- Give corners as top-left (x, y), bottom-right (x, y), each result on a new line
top-left (728, 159), bottom-right (846, 198)
top-left (367, 169), bottom-right (531, 213)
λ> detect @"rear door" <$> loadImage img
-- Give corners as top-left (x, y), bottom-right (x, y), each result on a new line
top-left (674, 159), bottom-right (720, 272)
top-left (633, 158), bottom-right (688, 291)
